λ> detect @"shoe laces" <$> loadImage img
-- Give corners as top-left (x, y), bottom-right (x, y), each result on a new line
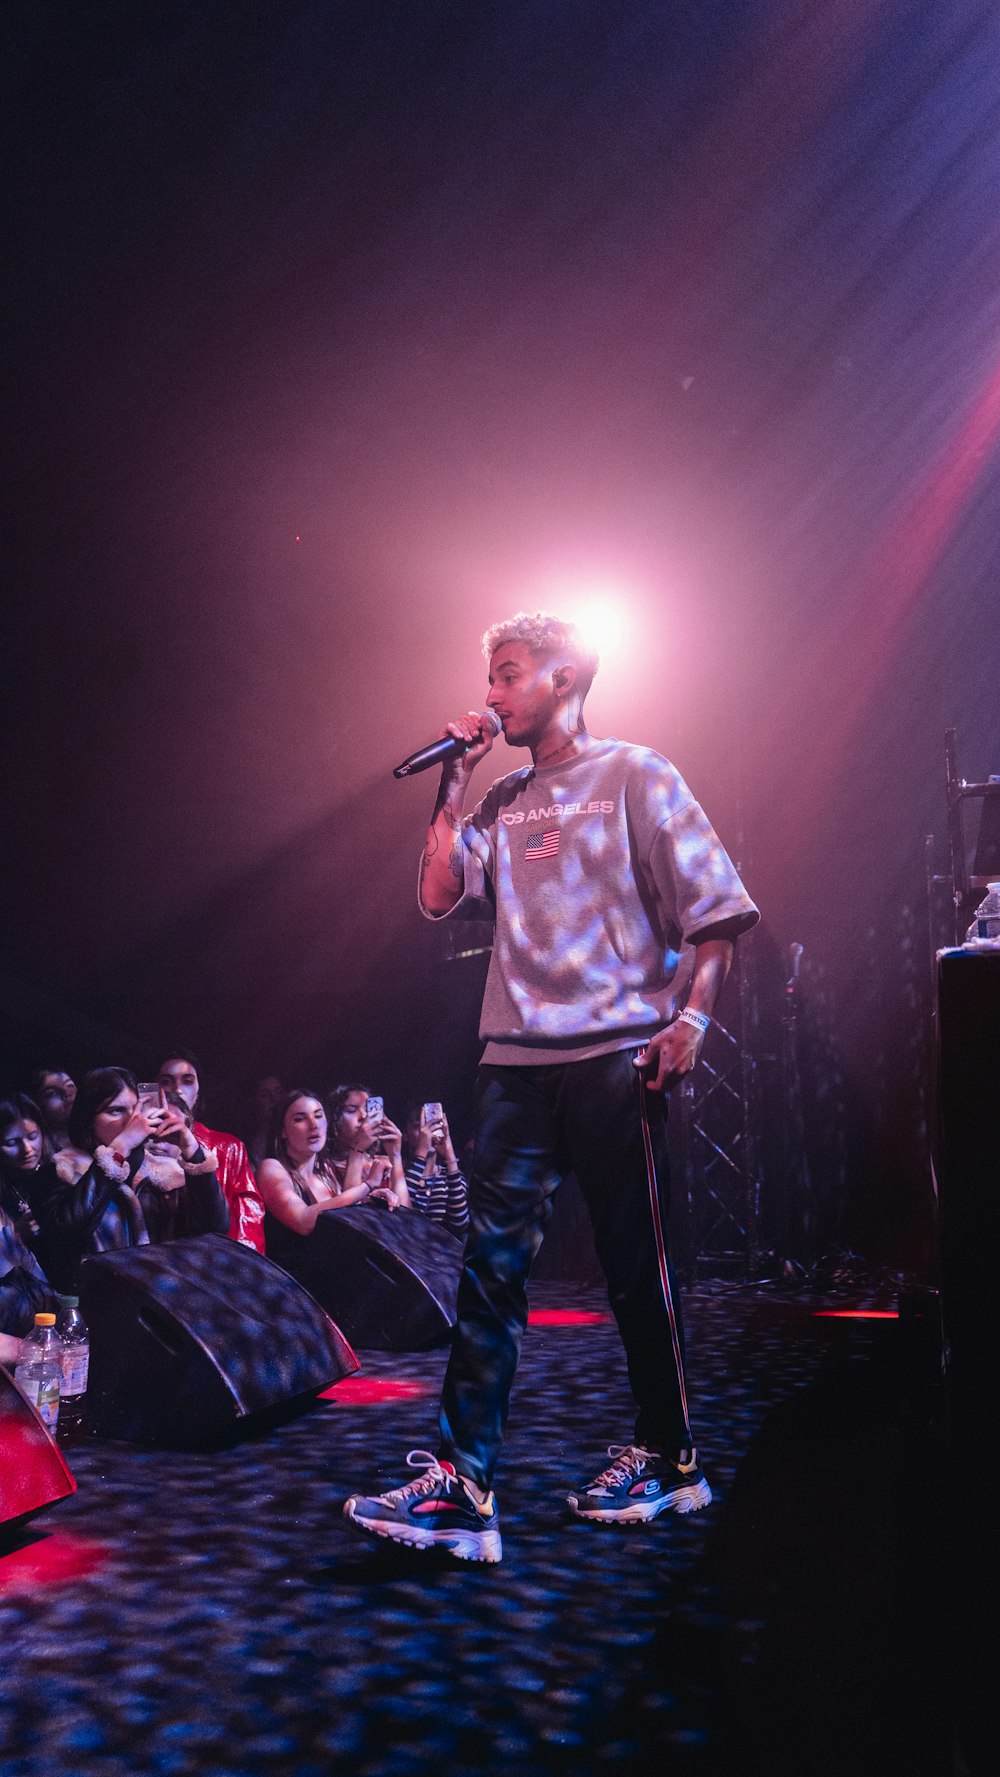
top-left (592, 1444), bottom-right (657, 1488)
top-left (382, 1450), bottom-right (456, 1505)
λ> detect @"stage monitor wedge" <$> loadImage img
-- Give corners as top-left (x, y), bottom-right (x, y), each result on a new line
top-left (265, 1204), bottom-right (463, 1350)
top-left (79, 1234), bottom-right (358, 1448)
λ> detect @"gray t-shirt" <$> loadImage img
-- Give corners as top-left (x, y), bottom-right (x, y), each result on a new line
top-left (424, 736), bottom-right (759, 1065)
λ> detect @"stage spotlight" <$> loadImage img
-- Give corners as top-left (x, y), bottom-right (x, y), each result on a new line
top-left (571, 599), bottom-right (628, 662)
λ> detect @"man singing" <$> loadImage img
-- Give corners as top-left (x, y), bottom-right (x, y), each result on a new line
top-left (344, 612), bottom-right (759, 1562)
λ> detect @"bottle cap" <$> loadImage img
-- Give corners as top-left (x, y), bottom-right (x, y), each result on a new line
top-left (58, 1295), bottom-right (80, 1308)
top-left (34, 1313), bottom-right (57, 1327)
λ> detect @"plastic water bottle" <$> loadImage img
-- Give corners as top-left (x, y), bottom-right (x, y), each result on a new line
top-left (57, 1294), bottom-right (90, 1432)
top-left (965, 882), bottom-right (1000, 943)
top-left (13, 1312), bottom-right (62, 1433)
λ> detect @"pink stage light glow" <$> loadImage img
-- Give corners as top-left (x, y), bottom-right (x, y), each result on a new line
top-left (571, 599), bottom-right (629, 664)
top-left (511, 571), bottom-right (636, 673)
top-left (0, 1531), bottom-right (107, 1595)
top-left (527, 1309), bottom-right (611, 1327)
top-left (763, 352), bottom-right (1000, 872)
top-left (812, 1310), bottom-right (899, 1320)
top-left (320, 1377), bottom-right (436, 1404)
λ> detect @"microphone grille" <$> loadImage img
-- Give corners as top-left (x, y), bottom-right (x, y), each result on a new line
top-left (480, 710), bottom-right (502, 738)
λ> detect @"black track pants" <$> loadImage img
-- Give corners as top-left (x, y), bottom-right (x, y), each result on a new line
top-left (438, 1048), bottom-right (693, 1490)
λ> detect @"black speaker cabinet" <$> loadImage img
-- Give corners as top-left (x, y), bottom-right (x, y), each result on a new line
top-left (78, 1234), bottom-right (358, 1447)
top-left (936, 946), bottom-right (1000, 1777)
top-left (264, 1205), bottom-right (463, 1350)
top-left (0, 1365), bottom-right (77, 1528)
top-left (937, 947), bottom-right (1000, 1442)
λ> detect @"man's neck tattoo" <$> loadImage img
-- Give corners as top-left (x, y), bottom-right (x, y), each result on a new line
top-left (535, 733), bottom-right (585, 767)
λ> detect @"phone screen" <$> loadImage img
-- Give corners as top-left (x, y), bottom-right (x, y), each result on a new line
top-left (366, 1095), bottom-right (384, 1125)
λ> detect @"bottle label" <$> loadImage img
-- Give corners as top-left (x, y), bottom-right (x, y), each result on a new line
top-left (35, 1376), bottom-right (60, 1432)
top-left (62, 1348), bottom-right (90, 1397)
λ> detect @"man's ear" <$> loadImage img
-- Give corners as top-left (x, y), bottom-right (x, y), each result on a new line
top-left (552, 662), bottom-right (578, 700)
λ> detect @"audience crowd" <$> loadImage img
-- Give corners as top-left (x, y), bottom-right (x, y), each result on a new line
top-left (0, 1052), bottom-right (469, 1355)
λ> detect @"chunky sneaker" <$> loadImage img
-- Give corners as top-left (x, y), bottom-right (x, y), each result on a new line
top-left (567, 1444), bottom-right (712, 1523)
top-left (343, 1451), bottom-right (502, 1563)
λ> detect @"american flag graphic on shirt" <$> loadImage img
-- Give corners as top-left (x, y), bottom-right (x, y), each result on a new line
top-left (525, 827), bottom-right (560, 861)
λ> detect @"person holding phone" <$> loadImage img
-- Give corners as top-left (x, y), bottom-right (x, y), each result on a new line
top-left (26, 1067), bottom-right (153, 1291)
top-left (156, 1050), bottom-right (266, 1253)
top-left (344, 611), bottom-right (758, 1563)
top-left (401, 1102), bottom-right (469, 1238)
top-left (133, 1090), bottom-right (229, 1244)
top-left (257, 1089), bottom-right (402, 1235)
top-left (324, 1085), bottom-right (411, 1211)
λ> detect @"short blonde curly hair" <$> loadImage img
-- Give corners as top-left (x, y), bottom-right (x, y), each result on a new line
top-left (482, 611), bottom-right (599, 697)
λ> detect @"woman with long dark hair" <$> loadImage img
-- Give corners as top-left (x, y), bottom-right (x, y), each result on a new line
top-left (325, 1084), bottom-right (409, 1210)
top-left (27, 1067), bottom-right (154, 1290)
top-left (0, 1094), bottom-right (57, 1350)
top-left (257, 1088), bottom-right (403, 1235)
top-left (31, 1068), bottom-right (232, 1289)
top-left (0, 1094), bottom-right (50, 1234)
top-left (0, 1094), bottom-right (50, 1178)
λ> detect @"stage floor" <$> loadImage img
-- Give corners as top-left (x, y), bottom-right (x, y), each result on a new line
top-left (0, 1282), bottom-right (951, 1777)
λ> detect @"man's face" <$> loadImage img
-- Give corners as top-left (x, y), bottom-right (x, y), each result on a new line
top-left (158, 1058), bottom-right (199, 1114)
top-left (486, 643), bottom-right (563, 748)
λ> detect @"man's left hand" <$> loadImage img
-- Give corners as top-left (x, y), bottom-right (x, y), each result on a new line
top-left (633, 1020), bottom-right (704, 1093)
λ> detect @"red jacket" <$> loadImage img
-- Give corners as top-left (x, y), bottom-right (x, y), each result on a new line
top-left (193, 1123), bottom-right (266, 1254)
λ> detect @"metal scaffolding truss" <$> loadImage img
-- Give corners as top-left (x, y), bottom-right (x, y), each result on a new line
top-left (670, 946), bottom-right (763, 1278)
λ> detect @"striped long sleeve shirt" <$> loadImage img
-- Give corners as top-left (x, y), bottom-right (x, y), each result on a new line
top-left (404, 1157), bottom-right (469, 1240)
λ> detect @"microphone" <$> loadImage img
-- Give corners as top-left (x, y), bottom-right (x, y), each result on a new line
top-left (392, 710), bottom-right (501, 779)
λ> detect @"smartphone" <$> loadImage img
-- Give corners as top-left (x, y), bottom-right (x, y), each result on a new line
top-left (422, 1101), bottom-right (444, 1126)
top-left (137, 1082), bottom-right (164, 1114)
top-left (366, 1094), bottom-right (384, 1125)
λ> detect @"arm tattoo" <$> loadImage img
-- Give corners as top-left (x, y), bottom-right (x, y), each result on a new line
top-left (418, 828), bottom-right (438, 892)
top-left (441, 797), bottom-right (464, 881)
top-left (420, 787), bottom-right (465, 891)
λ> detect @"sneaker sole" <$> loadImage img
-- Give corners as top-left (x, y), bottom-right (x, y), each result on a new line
top-left (343, 1499), bottom-right (502, 1563)
top-left (566, 1478), bottom-right (712, 1523)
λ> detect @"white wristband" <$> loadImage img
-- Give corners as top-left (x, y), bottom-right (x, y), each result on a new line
top-left (676, 1006), bottom-right (711, 1035)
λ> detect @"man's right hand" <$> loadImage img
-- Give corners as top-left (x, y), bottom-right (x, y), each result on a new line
top-left (440, 710), bottom-right (497, 775)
